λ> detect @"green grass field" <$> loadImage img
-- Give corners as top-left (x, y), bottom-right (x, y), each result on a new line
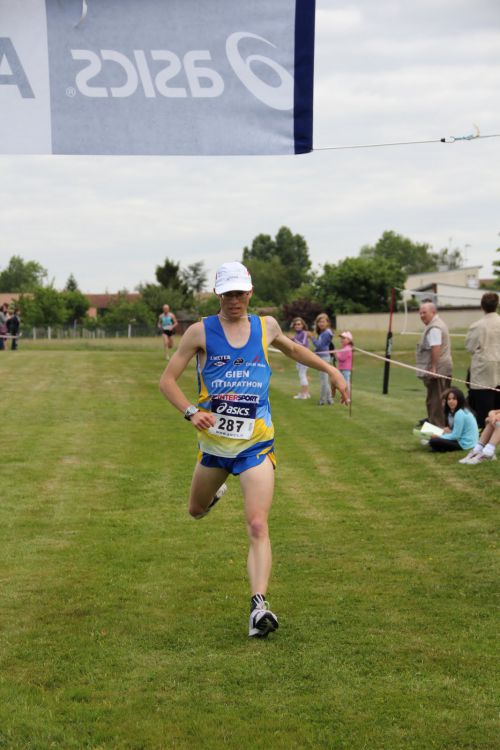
top-left (0, 334), bottom-right (497, 750)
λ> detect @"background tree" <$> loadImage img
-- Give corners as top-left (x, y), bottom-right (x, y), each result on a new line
top-left (64, 274), bottom-right (79, 292)
top-left (243, 233), bottom-right (274, 262)
top-left (493, 248), bottom-right (500, 284)
top-left (19, 287), bottom-right (68, 327)
top-left (100, 296), bottom-right (155, 332)
top-left (138, 282), bottom-right (192, 318)
top-left (242, 226), bottom-right (312, 303)
top-left (156, 258), bottom-right (188, 292)
top-left (0, 255), bottom-right (48, 292)
top-left (359, 230), bottom-right (437, 275)
top-left (181, 261), bottom-right (208, 294)
top-left (62, 290), bottom-right (90, 325)
top-left (431, 247), bottom-right (464, 271)
top-left (282, 298), bottom-right (324, 329)
top-left (195, 295), bottom-right (221, 318)
top-left (274, 226), bottom-right (312, 289)
top-left (314, 257), bottom-right (406, 314)
top-left (154, 257), bottom-right (193, 309)
top-left (243, 256), bottom-right (291, 306)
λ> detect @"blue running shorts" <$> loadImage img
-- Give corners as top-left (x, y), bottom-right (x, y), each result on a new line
top-left (198, 449), bottom-right (276, 475)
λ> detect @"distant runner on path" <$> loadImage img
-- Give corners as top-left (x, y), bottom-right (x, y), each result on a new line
top-left (158, 304), bottom-right (178, 359)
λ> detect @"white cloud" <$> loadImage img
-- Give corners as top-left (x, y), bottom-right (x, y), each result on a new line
top-left (0, 0), bottom-right (499, 290)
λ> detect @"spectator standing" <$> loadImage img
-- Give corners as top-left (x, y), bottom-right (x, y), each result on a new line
top-left (309, 313), bottom-right (335, 405)
top-left (0, 303), bottom-right (8, 351)
top-left (416, 302), bottom-right (453, 427)
top-left (6, 309), bottom-right (20, 350)
top-left (465, 292), bottom-right (500, 429)
top-left (336, 331), bottom-right (353, 400)
top-left (290, 317), bottom-right (311, 400)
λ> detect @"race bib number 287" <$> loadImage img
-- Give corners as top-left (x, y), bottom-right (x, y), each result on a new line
top-left (208, 398), bottom-right (257, 440)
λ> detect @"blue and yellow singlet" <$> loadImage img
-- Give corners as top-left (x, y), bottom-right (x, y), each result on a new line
top-left (196, 315), bottom-right (274, 460)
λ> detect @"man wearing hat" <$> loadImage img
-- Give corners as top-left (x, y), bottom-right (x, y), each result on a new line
top-left (160, 261), bottom-right (348, 638)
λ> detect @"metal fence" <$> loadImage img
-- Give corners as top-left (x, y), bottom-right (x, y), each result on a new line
top-left (19, 319), bottom-right (196, 340)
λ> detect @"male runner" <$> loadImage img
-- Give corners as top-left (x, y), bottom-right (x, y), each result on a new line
top-left (160, 261), bottom-right (348, 637)
top-left (158, 304), bottom-right (178, 359)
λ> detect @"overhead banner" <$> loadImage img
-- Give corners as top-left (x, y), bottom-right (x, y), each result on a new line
top-left (0, 0), bottom-right (315, 155)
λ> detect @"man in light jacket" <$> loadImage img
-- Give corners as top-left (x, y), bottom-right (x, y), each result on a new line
top-left (416, 301), bottom-right (453, 427)
top-left (465, 292), bottom-right (500, 428)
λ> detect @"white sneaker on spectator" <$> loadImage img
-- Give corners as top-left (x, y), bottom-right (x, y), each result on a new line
top-left (465, 452), bottom-right (496, 465)
top-left (458, 449), bottom-right (483, 464)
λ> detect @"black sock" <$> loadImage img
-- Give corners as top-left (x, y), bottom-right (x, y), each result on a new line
top-left (251, 593), bottom-right (265, 611)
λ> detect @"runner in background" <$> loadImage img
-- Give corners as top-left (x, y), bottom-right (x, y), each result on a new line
top-left (158, 304), bottom-right (178, 359)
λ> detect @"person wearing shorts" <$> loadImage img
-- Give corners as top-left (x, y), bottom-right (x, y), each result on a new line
top-left (158, 304), bottom-right (178, 358)
top-left (160, 261), bottom-right (348, 638)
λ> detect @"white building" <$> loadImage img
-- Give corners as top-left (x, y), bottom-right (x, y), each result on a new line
top-left (405, 266), bottom-right (482, 291)
top-left (404, 266), bottom-right (487, 308)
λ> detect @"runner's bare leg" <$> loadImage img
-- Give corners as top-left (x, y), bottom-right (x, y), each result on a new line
top-left (188, 462), bottom-right (228, 518)
top-left (239, 458), bottom-right (275, 595)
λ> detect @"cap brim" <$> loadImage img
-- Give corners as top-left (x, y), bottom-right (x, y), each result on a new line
top-left (214, 281), bottom-right (253, 294)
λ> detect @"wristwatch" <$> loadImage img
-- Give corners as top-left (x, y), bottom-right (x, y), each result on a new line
top-left (184, 405), bottom-right (199, 421)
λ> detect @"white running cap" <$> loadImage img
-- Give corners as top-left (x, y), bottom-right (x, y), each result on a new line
top-left (214, 262), bottom-right (252, 294)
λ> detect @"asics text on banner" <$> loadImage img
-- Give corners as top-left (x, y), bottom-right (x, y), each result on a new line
top-left (0, 0), bottom-right (316, 155)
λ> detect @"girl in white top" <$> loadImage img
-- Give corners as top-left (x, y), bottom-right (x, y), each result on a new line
top-left (290, 317), bottom-right (311, 400)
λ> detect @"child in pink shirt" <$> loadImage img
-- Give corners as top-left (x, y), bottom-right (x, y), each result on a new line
top-left (336, 331), bottom-right (353, 399)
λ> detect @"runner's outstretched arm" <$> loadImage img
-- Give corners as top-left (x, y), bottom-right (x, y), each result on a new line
top-left (159, 322), bottom-right (216, 431)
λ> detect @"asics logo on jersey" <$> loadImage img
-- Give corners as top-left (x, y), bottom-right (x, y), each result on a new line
top-left (214, 403), bottom-right (252, 417)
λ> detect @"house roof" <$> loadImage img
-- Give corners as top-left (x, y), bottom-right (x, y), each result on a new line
top-left (0, 292), bottom-right (23, 307)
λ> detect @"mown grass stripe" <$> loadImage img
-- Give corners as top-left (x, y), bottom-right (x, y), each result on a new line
top-left (0, 338), bottom-right (497, 750)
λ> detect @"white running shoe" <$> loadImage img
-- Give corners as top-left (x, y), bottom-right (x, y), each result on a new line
top-left (458, 449), bottom-right (483, 464)
top-left (193, 483), bottom-right (228, 519)
top-left (293, 394), bottom-right (304, 399)
top-left (465, 452), bottom-right (497, 465)
top-left (248, 601), bottom-right (279, 638)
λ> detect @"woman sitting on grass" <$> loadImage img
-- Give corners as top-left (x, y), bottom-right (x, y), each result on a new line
top-left (429, 387), bottom-right (479, 453)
